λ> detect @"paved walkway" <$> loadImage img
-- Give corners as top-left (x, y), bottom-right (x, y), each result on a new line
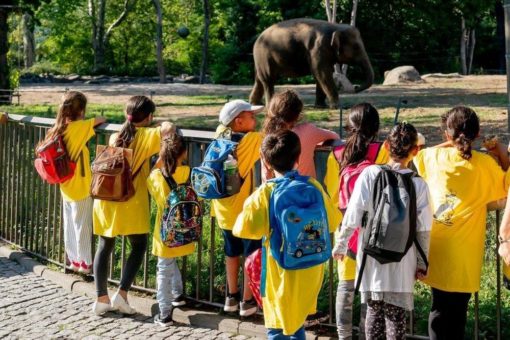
top-left (0, 256), bottom-right (251, 339)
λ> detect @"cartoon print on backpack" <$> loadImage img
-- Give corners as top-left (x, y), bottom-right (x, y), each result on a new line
top-left (290, 220), bottom-right (326, 258)
top-left (433, 192), bottom-right (459, 226)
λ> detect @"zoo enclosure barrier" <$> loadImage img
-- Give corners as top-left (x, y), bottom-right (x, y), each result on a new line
top-left (0, 113), bottom-right (506, 340)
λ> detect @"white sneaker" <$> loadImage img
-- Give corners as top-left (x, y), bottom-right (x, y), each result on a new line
top-left (78, 266), bottom-right (91, 274)
top-left (111, 292), bottom-right (136, 315)
top-left (92, 301), bottom-right (115, 316)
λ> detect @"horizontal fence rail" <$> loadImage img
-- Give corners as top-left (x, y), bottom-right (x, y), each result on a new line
top-left (0, 113), bottom-right (506, 339)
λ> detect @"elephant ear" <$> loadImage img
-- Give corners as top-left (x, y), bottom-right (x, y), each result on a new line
top-left (330, 29), bottom-right (354, 61)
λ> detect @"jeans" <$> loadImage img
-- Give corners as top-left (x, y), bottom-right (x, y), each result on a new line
top-left (267, 326), bottom-right (305, 340)
top-left (336, 279), bottom-right (366, 340)
top-left (157, 257), bottom-right (183, 316)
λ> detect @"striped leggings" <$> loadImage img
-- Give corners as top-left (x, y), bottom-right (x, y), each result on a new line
top-left (63, 197), bottom-right (93, 268)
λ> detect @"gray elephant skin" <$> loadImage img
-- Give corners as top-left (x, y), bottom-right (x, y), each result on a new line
top-left (249, 18), bottom-right (374, 108)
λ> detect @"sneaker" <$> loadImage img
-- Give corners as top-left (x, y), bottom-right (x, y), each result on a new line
top-left (69, 262), bottom-right (80, 272)
top-left (223, 293), bottom-right (240, 312)
top-left (239, 298), bottom-right (258, 317)
top-left (111, 292), bottom-right (136, 315)
top-left (154, 311), bottom-right (173, 326)
top-left (78, 263), bottom-right (92, 275)
top-left (92, 301), bottom-right (115, 316)
top-left (171, 294), bottom-right (186, 307)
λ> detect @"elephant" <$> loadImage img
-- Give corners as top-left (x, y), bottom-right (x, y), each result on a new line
top-left (249, 18), bottom-right (374, 108)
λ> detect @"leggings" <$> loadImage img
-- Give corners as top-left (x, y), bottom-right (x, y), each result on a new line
top-left (94, 234), bottom-right (148, 297)
top-left (428, 288), bottom-right (471, 340)
top-left (366, 300), bottom-right (406, 340)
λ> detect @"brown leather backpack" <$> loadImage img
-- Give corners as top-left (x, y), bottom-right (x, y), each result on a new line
top-left (90, 145), bottom-right (140, 202)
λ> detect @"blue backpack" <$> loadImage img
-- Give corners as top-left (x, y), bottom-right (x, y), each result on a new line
top-left (267, 170), bottom-right (332, 270)
top-left (191, 132), bottom-right (244, 199)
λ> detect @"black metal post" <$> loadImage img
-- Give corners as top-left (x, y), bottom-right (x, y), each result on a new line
top-left (504, 0), bottom-right (510, 132)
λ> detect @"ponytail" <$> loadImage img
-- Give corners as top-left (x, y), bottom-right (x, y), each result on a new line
top-left (341, 103), bottom-right (380, 168)
top-left (262, 90), bottom-right (303, 135)
top-left (445, 106), bottom-right (479, 160)
top-left (160, 132), bottom-right (186, 177)
top-left (115, 95), bottom-right (156, 148)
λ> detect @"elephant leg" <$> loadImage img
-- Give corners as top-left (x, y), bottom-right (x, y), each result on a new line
top-left (249, 75), bottom-right (264, 105)
top-left (315, 69), bottom-right (339, 109)
top-left (315, 83), bottom-right (327, 108)
top-left (262, 79), bottom-right (274, 106)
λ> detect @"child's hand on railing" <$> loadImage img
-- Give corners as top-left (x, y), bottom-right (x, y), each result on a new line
top-left (0, 112), bottom-right (8, 125)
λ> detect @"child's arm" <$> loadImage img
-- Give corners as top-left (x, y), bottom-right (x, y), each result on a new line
top-left (233, 185), bottom-right (271, 240)
top-left (415, 179), bottom-right (433, 279)
top-left (0, 112), bottom-right (8, 125)
top-left (487, 141), bottom-right (510, 171)
top-left (94, 116), bottom-right (106, 127)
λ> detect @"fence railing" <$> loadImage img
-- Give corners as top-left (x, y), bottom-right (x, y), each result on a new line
top-left (0, 113), bottom-right (507, 339)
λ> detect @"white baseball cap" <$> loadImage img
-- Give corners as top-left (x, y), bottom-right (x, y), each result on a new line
top-left (219, 99), bottom-right (264, 126)
top-left (417, 132), bottom-right (426, 146)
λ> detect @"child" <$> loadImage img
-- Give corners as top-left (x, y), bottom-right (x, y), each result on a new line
top-left (334, 122), bottom-right (432, 340)
top-left (233, 130), bottom-right (341, 338)
top-left (414, 106), bottom-right (510, 339)
top-left (262, 90), bottom-right (339, 179)
top-left (147, 126), bottom-right (193, 326)
top-left (92, 95), bottom-right (172, 316)
top-left (324, 103), bottom-right (388, 339)
top-left (212, 99), bottom-right (263, 316)
top-left (44, 91), bottom-right (105, 274)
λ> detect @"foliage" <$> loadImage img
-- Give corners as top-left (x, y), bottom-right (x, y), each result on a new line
top-left (4, 0), bottom-right (504, 84)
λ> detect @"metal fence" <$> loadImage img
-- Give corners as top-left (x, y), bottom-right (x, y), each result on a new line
top-left (0, 113), bottom-right (507, 339)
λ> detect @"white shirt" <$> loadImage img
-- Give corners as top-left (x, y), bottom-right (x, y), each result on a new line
top-left (335, 164), bottom-right (433, 294)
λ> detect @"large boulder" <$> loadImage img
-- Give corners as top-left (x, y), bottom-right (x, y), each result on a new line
top-left (383, 66), bottom-right (423, 85)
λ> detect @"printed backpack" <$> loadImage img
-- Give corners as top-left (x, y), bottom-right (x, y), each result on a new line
top-left (34, 135), bottom-right (82, 184)
top-left (333, 142), bottom-right (382, 259)
top-left (90, 145), bottom-right (139, 202)
top-left (160, 173), bottom-right (202, 248)
top-left (191, 131), bottom-right (244, 199)
top-left (355, 165), bottom-right (428, 292)
top-left (267, 170), bottom-right (331, 270)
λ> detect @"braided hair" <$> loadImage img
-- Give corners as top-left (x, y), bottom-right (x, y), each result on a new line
top-left (445, 106), bottom-right (479, 160)
top-left (386, 122), bottom-right (418, 160)
top-left (160, 130), bottom-right (186, 177)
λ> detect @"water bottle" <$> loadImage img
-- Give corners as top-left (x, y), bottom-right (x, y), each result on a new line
top-left (224, 155), bottom-right (241, 196)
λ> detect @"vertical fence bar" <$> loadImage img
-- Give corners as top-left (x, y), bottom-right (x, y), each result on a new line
top-left (22, 125), bottom-right (29, 249)
top-left (34, 127), bottom-right (43, 253)
top-left (13, 124), bottom-right (20, 244)
top-left (496, 210), bottom-right (502, 340)
top-left (0, 123), bottom-right (5, 237)
top-left (28, 126), bottom-right (36, 252)
top-left (474, 292), bottom-right (479, 340)
top-left (209, 216), bottom-right (216, 302)
top-left (196, 211), bottom-right (203, 300)
top-left (51, 185), bottom-right (58, 262)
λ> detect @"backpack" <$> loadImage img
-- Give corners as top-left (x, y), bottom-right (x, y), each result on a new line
top-left (355, 165), bottom-right (428, 293)
top-left (160, 173), bottom-right (202, 248)
top-left (191, 131), bottom-right (244, 199)
top-left (245, 248), bottom-right (263, 308)
top-left (333, 142), bottom-right (382, 259)
top-left (34, 135), bottom-right (83, 184)
top-left (90, 145), bottom-right (140, 202)
top-left (267, 170), bottom-right (331, 270)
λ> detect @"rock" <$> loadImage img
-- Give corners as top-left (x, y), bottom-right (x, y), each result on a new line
top-left (183, 75), bottom-right (199, 84)
top-left (333, 72), bottom-right (355, 93)
top-left (84, 80), bottom-right (100, 85)
top-left (67, 74), bottom-right (81, 81)
top-left (422, 73), bottom-right (462, 79)
top-left (383, 66), bottom-right (423, 85)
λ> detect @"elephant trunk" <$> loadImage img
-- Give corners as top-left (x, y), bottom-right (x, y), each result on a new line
top-left (355, 54), bottom-right (374, 93)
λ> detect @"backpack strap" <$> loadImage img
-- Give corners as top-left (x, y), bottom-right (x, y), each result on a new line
top-left (413, 238), bottom-right (429, 269)
top-left (162, 172), bottom-right (178, 190)
top-left (355, 251), bottom-right (368, 295)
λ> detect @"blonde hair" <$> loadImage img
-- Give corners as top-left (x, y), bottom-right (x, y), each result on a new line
top-left (45, 91), bottom-right (87, 140)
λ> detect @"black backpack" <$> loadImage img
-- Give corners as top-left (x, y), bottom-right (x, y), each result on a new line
top-left (355, 166), bottom-right (428, 293)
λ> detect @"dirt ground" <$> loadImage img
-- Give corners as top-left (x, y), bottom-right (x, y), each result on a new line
top-left (17, 74), bottom-right (510, 145)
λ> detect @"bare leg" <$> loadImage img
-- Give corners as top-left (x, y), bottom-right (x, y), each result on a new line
top-left (243, 264), bottom-right (253, 301)
top-left (226, 256), bottom-right (240, 294)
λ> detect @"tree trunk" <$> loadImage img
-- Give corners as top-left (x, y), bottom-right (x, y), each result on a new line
top-left (200, 0), bottom-right (210, 84)
top-left (89, 0), bottom-right (136, 74)
top-left (496, 0), bottom-right (505, 72)
top-left (467, 29), bottom-right (476, 75)
top-left (22, 12), bottom-right (35, 69)
top-left (152, 0), bottom-right (165, 83)
top-left (341, 0), bottom-right (360, 74)
top-left (0, 9), bottom-right (9, 92)
top-left (460, 16), bottom-right (468, 75)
